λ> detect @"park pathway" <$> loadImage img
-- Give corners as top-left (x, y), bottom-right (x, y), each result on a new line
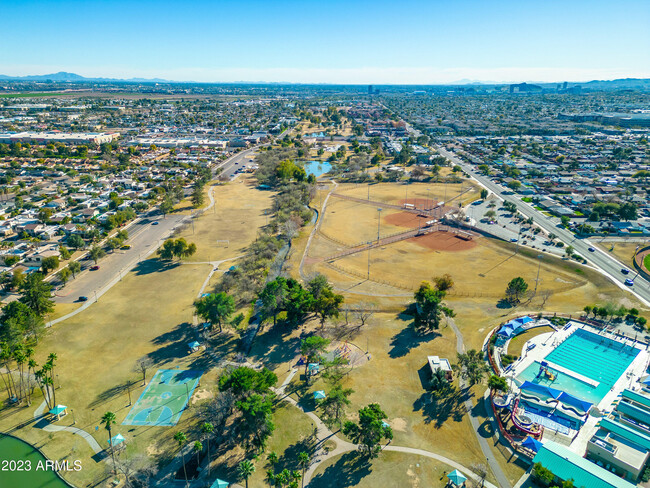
top-left (448, 317), bottom-right (511, 488)
top-left (33, 400), bottom-right (102, 454)
top-left (274, 368), bottom-right (498, 488)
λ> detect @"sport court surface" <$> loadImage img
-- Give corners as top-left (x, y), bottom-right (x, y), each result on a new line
top-left (122, 369), bottom-right (202, 427)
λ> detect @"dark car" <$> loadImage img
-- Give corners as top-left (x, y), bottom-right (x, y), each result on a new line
top-left (622, 268), bottom-right (630, 275)
top-left (625, 278), bottom-right (634, 286)
top-left (588, 247), bottom-right (595, 252)
top-left (152, 221), bottom-right (159, 225)
top-left (90, 265), bottom-right (100, 271)
top-left (79, 296), bottom-right (89, 302)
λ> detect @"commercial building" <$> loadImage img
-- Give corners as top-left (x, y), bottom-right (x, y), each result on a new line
top-left (533, 441), bottom-right (635, 488)
top-left (0, 131), bottom-right (120, 145)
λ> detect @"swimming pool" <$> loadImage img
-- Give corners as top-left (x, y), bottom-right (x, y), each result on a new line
top-left (303, 160), bottom-right (332, 178)
top-left (516, 328), bottom-right (639, 404)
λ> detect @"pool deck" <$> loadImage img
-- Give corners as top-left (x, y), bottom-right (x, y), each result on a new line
top-left (504, 321), bottom-right (650, 455)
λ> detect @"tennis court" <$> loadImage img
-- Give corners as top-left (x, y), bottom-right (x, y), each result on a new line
top-left (122, 369), bottom-right (203, 427)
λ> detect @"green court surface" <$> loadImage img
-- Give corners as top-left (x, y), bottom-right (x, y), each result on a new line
top-left (122, 369), bottom-right (202, 427)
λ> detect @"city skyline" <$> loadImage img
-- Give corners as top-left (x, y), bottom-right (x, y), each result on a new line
top-left (1, 0), bottom-right (649, 84)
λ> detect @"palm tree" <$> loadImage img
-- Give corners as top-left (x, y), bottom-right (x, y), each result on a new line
top-left (267, 451), bottom-right (278, 469)
top-left (298, 452), bottom-right (310, 488)
top-left (174, 431), bottom-right (189, 486)
top-left (46, 352), bottom-right (57, 406)
top-left (266, 470), bottom-right (276, 488)
top-left (193, 441), bottom-right (202, 468)
top-left (101, 412), bottom-right (117, 473)
top-left (201, 422), bottom-right (214, 474)
top-left (238, 459), bottom-right (255, 488)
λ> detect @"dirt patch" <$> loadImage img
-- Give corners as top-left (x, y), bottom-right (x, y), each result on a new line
top-left (413, 230), bottom-right (477, 252)
top-left (191, 388), bottom-right (213, 405)
top-left (147, 443), bottom-right (163, 456)
top-left (384, 211), bottom-right (422, 229)
top-left (391, 417), bottom-right (407, 432)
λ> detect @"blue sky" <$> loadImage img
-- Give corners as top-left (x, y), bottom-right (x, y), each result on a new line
top-left (1, 0), bottom-right (649, 83)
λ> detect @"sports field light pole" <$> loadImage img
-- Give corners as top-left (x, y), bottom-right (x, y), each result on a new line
top-left (534, 255), bottom-right (543, 294)
top-left (185, 383), bottom-right (190, 408)
top-left (377, 208), bottom-right (382, 243)
top-left (427, 188), bottom-right (431, 211)
top-left (367, 241), bottom-right (371, 280)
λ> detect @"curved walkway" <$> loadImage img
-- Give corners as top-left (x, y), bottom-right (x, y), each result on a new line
top-left (33, 400), bottom-right (102, 454)
top-left (448, 317), bottom-right (510, 488)
top-left (274, 369), bottom-right (498, 488)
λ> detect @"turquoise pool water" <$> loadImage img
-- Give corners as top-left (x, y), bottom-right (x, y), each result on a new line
top-left (517, 328), bottom-right (639, 404)
top-left (303, 160), bottom-right (332, 178)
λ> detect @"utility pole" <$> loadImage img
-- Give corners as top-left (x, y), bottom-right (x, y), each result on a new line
top-left (367, 242), bottom-right (371, 279)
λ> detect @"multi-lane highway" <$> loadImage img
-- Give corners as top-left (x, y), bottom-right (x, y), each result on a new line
top-left (437, 146), bottom-right (650, 306)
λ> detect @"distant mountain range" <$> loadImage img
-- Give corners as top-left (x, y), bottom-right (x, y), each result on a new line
top-left (0, 71), bottom-right (649, 89)
top-left (0, 71), bottom-right (171, 83)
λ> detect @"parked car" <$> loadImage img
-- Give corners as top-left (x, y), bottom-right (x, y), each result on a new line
top-left (79, 296), bottom-right (88, 302)
top-left (90, 265), bottom-right (100, 271)
top-left (151, 221), bottom-right (159, 225)
top-left (121, 244), bottom-right (131, 250)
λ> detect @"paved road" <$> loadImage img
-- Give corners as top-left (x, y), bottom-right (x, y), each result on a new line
top-left (53, 146), bottom-right (258, 305)
top-left (438, 146), bottom-right (650, 307)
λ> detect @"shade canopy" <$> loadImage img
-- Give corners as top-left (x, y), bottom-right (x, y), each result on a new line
top-left (188, 341), bottom-right (201, 349)
top-left (109, 434), bottom-right (125, 446)
top-left (210, 479), bottom-right (229, 488)
top-left (558, 391), bottom-right (593, 414)
top-left (520, 380), bottom-right (563, 400)
top-left (447, 469), bottom-right (467, 485)
top-left (313, 390), bottom-right (326, 400)
top-left (49, 405), bottom-right (67, 415)
top-left (521, 436), bottom-right (543, 452)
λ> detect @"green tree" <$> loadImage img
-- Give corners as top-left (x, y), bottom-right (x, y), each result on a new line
top-left (342, 403), bottom-right (393, 458)
top-left (455, 350), bottom-right (490, 385)
top-left (505, 277), bottom-right (528, 304)
top-left (19, 273), bottom-right (54, 317)
top-left (259, 277), bottom-right (288, 326)
top-left (313, 287), bottom-right (344, 328)
top-left (67, 234), bottom-right (85, 249)
top-left (488, 375), bottom-right (508, 393)
top-left (57, 267), bottom-right (72, 286)
top-left (89, 245), bottom-right (105, 264)
top-left (429, 368), bottom-right (449, 392)
top-left (191, 184), bottom-right (205, 208)
top-left (160, 196), bottom-right (174, 217)
top-left (413, 281), bottom-right (455, 332)
top-left (194, 292), bottom-right (235, 332)
top-left (300, 335), bottom-right (330, 363)
top-left (238, 459), bottom-right (255, 488)
top-left (480, 188), bottom-right (488, 200)
top-left (236, 393), bottom-right (275, 451)
top-left (68, 261), bottom-right (81, 279)
top-left (41, 256), bottom-right (59, 274)
top-left (218, 367), bottom-right (277, 397)
top-left (320, 383), bottom-right (353, 427)
top-left (193, 441), bottom-right (203, 469)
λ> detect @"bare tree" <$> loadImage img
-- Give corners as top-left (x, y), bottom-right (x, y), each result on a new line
top-left (134, 357), bottom-right (154, 386)
top-left (353, 302), bottom-right (377, 327)
top-left (470, 463), bottom-right (488, 488)
top-left (113, 455), bottom-right (157, 488)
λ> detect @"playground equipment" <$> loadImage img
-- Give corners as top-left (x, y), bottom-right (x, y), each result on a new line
top-left (537, 362), bottom-right (557, 382)
top-left (336, 341), bottom-right (352, 361)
